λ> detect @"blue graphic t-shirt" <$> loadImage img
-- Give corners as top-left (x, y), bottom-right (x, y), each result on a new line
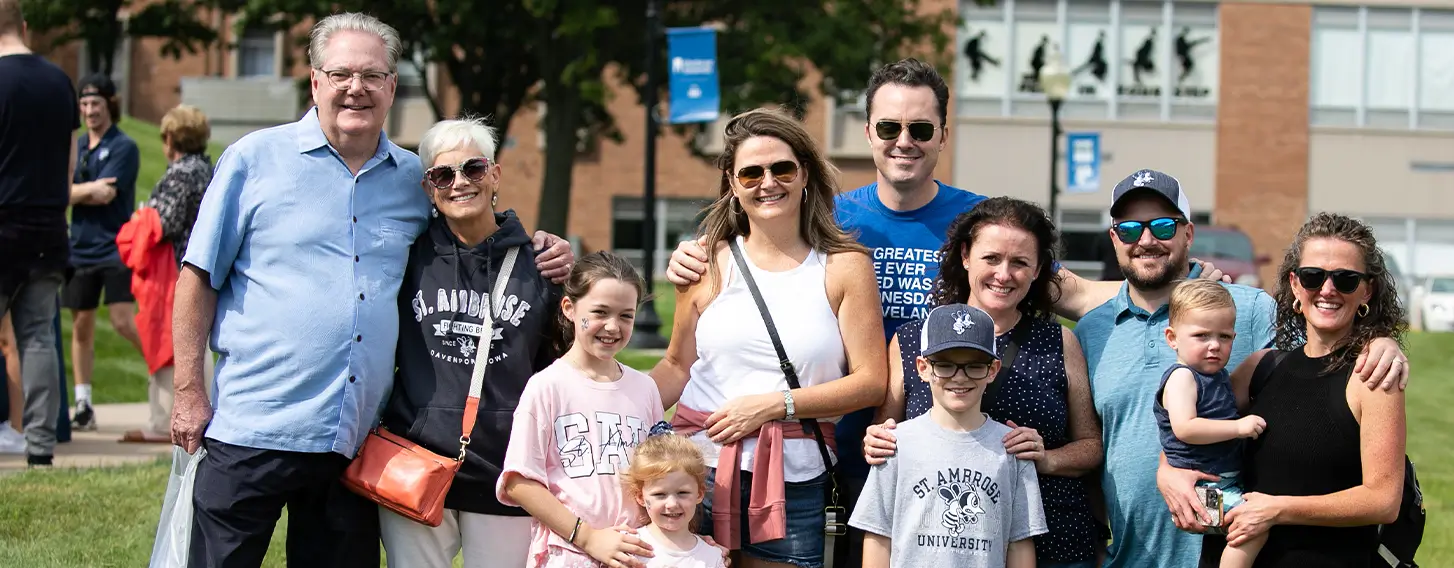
top-left (833, 180), bottom-right (986, 479)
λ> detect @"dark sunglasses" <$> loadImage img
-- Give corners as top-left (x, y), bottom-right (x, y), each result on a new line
top-left (926, 359), bottom-right (993, 380)
top-left (873, 120), bottom-right (937, 142)
top-left (425, 157), bottom-right (492, 190)
top-left (735, 160), bottom-right (799, 189)
top-left (1113, 217), bottom-right (1186, 244)
top-left (1293, 267), bottom-right (1367, 294)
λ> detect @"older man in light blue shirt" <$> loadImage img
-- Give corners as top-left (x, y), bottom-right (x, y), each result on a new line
top-left (1075, 169), bottom-right (1408, 568)
top-left (171, 13), bottom-right (572, 568)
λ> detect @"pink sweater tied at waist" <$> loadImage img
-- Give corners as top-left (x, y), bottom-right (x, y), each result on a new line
top-left (670, 404), bottom-right (835, 550)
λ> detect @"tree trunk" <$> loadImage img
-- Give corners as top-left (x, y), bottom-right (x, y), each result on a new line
top-left (536, 81), bottom-right (583, 237)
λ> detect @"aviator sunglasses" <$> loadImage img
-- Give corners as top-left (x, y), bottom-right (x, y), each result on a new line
top-left (425, 157), bottom-right (492, 190)
top-left (1293, 267), bottom-right (1367, 294)
top-left (735, 160), bottom-right (800, 188)
top-left (1113, 216), bottom-right (1186, 244)
top-left (873, 120), bottom-right (937, 143)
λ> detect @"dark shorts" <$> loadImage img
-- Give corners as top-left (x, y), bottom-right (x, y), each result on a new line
top-left (61, 263), bottom-right (133, 310)
top-left (699, 467), bottom-right (828, 568)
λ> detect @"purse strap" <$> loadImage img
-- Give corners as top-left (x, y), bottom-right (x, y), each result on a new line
top-left (981, 314), bottom-right (1033, 409)
top-left (457, 245), bottom-right (521, 460)
top-left (727, 239), bottom-right (838, 481)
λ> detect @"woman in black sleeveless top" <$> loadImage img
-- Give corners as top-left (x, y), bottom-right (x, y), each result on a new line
top-left (866, 198), bottom-right (1104, 567)
top-left (1203, 213), bottom-right (1408, 567)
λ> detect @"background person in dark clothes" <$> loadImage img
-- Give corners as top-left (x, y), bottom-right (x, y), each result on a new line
top-left (0, 0), bottom-right (83, 468)
top-left (65, 72), bottom-right (143, 432)
top-left (1169, 214), bottom-right (1409, 568)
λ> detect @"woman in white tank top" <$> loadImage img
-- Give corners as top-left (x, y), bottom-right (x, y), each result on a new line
top-left (650, 108), bottom-right (887, 568)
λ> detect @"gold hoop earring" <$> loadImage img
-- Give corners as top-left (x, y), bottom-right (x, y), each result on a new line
top-left (1292, 298), bottom-right (1302, 313)
top-left (1358, 303), bottom-right (1370, 317)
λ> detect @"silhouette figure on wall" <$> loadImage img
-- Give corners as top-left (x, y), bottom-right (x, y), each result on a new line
top-left (1175, 27), bottom-right (1211, 83)
top-left (1022, 35), bottom-right (1049, 87)
top-left (963, 30), bottom-right (1001, 82)
top-left (1074, 31), bottom-right (1108, 83)
top-left (1130, 28), bottom-right (1157, 85)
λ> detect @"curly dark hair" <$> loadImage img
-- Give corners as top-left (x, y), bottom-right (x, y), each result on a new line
top-left (930, 197), bottom-right (1062, 319)
top-left (1272, 212), bottom-right (1407, 373)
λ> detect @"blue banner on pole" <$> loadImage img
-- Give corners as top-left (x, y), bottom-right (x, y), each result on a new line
top-left (1066, 132), bottom-right (1101, 194)
top-left (666, 27), bottom-right (720, 124)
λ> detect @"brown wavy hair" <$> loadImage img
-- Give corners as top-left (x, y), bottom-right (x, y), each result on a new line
top-left (930, 197), bottom-right (1062, 319)
top-left (1272, 212), bottom-right (1407, 373)
top-left (696, 108), bottom-right (866, 291)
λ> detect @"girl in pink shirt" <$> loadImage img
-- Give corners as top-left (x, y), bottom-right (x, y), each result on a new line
top-left (497, 252), bottom-right (666, 568)
top-left (622, 430), bottom-right (727, 568)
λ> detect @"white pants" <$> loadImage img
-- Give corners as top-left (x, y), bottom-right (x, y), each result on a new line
top-left (380, 506), bottom-right (533, 568)
top-left (146, 356), bottom-right (216, 437)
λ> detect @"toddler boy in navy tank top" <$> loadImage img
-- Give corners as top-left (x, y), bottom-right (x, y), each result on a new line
top-left (1154, 280), bottom-right (1268, 567)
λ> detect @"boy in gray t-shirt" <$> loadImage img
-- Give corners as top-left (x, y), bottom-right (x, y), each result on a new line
top-left (850, 304), bottom-right (1047, 568)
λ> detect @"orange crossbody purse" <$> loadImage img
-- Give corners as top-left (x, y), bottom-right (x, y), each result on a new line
top-left (341, 246), bottom-right (519, 527)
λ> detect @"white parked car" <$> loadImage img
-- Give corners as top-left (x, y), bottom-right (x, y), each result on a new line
top-left (1417, 275), bottom-right (1454, 332)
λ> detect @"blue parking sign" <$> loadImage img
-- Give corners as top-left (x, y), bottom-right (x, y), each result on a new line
top-left (1066, 132), bottom-right (1100, 194)
top-left (666, 27), bottom-right (721, 124)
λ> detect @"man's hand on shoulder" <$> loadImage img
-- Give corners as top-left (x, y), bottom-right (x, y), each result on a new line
top-left (532, 230), bottom-right (574, 284)
top-left (1190, 258), bottom-right (1231, 283)
top-left (666, 237), bottom-right (710, 288)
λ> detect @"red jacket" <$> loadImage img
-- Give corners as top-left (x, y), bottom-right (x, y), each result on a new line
top-left (117, 208), bottom-right (176, 374)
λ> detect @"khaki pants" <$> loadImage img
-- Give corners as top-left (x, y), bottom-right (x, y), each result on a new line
top-left (147, 355), bottom-right (215, 437)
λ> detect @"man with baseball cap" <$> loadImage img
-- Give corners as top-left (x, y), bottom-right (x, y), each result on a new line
top-left (65, 72), bottom-right (143, 432)
top-left (1073, 168), bottom-right (1410, 567)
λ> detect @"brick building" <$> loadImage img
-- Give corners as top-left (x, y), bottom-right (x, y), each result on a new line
top-left (38, 0), bottom-right (1454, 287)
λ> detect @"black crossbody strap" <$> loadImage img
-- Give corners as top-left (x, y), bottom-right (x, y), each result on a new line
top-left (728, 239), bottom-right (837, 479)
top-left (982, 314), bottom-right (1034, 409)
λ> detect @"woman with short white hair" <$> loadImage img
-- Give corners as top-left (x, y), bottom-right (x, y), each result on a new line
top-left (376, 117), bottom-right (564, 568)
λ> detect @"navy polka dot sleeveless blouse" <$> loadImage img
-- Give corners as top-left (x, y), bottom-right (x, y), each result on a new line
top-left (897, 316), bottom-right (1097, 563)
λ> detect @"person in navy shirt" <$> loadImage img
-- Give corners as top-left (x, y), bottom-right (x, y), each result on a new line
top-left (63, 73), bottom-right (142, 432)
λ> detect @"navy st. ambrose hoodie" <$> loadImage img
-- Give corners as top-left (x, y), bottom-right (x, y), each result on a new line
top-left (381, 210), bottom-right (562, 515)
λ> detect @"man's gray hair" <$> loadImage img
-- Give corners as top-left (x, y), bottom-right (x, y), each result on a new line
top-left (308, 12), bottom-right (401, 72)
top-left (418, 117), bottom-right (500, 169)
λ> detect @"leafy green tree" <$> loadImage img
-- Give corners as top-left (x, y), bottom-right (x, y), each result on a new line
top-left (21, 0), bottom-right (219, 76)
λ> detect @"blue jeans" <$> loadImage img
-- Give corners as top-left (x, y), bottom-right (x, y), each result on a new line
top-left (1040, 561), bottom-right (1097, 568)
top-left (699, 467), bottom-right (828, 568)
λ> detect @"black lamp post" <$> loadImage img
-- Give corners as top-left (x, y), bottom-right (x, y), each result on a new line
top-left (1040, 44), bottom-right (1072, 224)
top-left (630, 0), bottom-right (668, 349)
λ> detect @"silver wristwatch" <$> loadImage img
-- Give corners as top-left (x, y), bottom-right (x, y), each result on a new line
top-left (782, 389), bottom-right (796, 421)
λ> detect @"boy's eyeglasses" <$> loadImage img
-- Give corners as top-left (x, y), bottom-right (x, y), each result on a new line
top-left (1293, 267), bottom-right (1367, 294)
top-left (873, 120), bottom-right (937, 142)
top-left (1113, 216), bottom-right (1186, 244)
top-left (926, 359), bottom-right (993, 380)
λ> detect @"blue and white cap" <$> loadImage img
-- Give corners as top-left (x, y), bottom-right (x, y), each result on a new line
top-left (1110, 168), bottom-right (1192, 219)
top-left (919, 304), bottom-right (998, 359)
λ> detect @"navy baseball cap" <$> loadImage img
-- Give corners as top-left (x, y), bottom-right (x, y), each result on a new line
top-left (78, 73), bottom-right (117, 100)
top-left (1110, 168), bottom-right (1192, 219)
top-left (919, 304), bottom-right (998, 359)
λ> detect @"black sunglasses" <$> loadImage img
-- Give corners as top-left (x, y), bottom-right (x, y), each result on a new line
top-left (926, 359), bottom-right (993, 380)
top-left (873, 120), bottom-right (937, 142)
top-left (1293, 267), bottom-right (1367, 294)
top-left (735, 160), bottom-right (799, 189)
top-left (1113, 217), bottom-right (1185, 244)
top-left (425, 157), bottom-right (492, 190)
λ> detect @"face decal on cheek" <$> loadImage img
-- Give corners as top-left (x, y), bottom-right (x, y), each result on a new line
top-left (580, 318), bottom-right (590, 330)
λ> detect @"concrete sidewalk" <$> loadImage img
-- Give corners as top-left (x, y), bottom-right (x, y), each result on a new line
top-left (0, 403), bottom-right (172, 472)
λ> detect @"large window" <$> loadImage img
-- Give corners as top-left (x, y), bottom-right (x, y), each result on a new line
top-left (956, 0), bottom-right (1218, 122)
top-left (237, 27), bottom-right (277, 78)
top-left (611, 197), bottom-right (714, 277)
top-left (1312, 7), bottom-right (1454, 130)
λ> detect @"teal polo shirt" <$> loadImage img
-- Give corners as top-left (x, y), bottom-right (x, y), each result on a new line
top-left (1073, 265), bottom-right (1276, 568)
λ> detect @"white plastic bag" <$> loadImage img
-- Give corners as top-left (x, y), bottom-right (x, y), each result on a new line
top-left (150, 445), bottom-right (207, 568)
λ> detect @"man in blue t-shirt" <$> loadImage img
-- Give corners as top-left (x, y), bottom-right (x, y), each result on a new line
top-left (63, 73), bottom-right (142, 431)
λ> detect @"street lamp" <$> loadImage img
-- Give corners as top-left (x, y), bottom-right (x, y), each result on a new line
top-left (1039, 43), bottom-right (1072, 225)
top-left (631, 0), bottom-right (669, 349)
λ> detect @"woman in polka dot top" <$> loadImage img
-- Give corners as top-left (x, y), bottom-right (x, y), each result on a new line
top-left (865, 197), bottom-right (1105, 568)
